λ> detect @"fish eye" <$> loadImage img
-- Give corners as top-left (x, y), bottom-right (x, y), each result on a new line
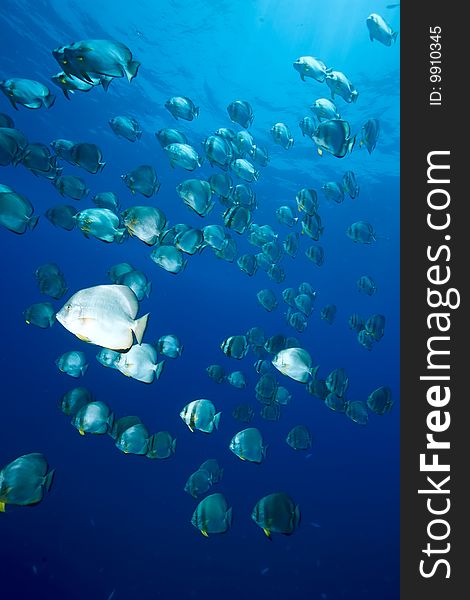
top-left (65, 304), bottom-right (72, 312)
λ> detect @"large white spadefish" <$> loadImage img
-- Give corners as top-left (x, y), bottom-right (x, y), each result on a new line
top-left (56, 284), bottom-right (149, 350)
top-left (271, 347), bottom-right (316, 383)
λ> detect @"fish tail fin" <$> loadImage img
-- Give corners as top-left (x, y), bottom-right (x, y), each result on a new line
top-left (254, 169), bottom-right (260, 181)
top-left (133, 313), bottom-right (149, 344)
top-left (300, 74), bottom-right (305, 82)
top-left (42, 469), bottom-right (55, 493)
top-left (28, 215), bottom-right (39, 230)
top-left (309, 365), bottom-right (320, 381)
top-left (44, 94), bottom-right (56, 109)
top-left (114, 228), bottom-right (128, 244)
top-left (146, 434), bottom-right (157, 459)
top-left (262, 444), bottom-right (268, 458)
top-left (171, 438), bottom-right (177, 454)
top-left (288, 138), bottom-right (294, 149)
top-left (108, 421), bottom-right (118, 440)
top-left (347, 135), bottom-right (356, 154)
top-left (80, 364), bottom-right (89, 376)
top-left (126, 60), bottom-right (141, 82)
top-left (145, 281), bottom-right (152, 298)
top-left (195, 107), bottom-right (200, 118)
top-left (107, 412), bottom-right (115, 433)
top-left (154, 360), bottom-right (165, 380)
top-left (294, 504), bottom-right (301, 529)
top-left (136, 129), bottom-right (143, 140)
top-left (63, 89), bottom-right (71, 100)
top-left (226, 506), bottom-right (233, 527)
top-left (213, 411), bottom-right (222, 430)
top-left (101, 76), bottom-right (113, 92)
top-left (392, 31), bottom-right (398, 43)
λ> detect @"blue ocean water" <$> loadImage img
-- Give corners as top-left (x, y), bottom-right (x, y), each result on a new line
top-left (0, 1), bottom-right (399, 599)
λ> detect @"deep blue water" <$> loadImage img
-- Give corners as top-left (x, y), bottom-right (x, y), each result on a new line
top-left (0, 1), bottom-right (399, 599)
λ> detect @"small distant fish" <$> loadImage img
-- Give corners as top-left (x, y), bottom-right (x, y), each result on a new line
top-left (227, 100), bottom-right (253, 128)
top-left (310, 98), bottom-right (340, 121)
top-left (107, 590), bottom-right (116, 600)
top-left (121, 164), bottom-right (160, 197)
top-left (360, 118), bottom-right (380, 154)
top-left (366, 13), bottom-right (398, 46)
top-left (325, 70), bottom-right (358, 103)
top-left (109, 116), bottom-right (142, 142)
top-left (270, 122), bottom-right (294, 150)
top-left (260, 567), bottom-right (270, 576)
top-left (347, 221), bottom-right (376, 244)
top-left (176, 178), bottom-right (214, 217)
top-left (293, 56), bottom-right (329, 83)
top-left (165, 96), bottom-right (199, 121)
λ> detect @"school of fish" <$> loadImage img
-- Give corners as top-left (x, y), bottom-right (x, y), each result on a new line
top-left (1, 14), bottom-right (397, 537)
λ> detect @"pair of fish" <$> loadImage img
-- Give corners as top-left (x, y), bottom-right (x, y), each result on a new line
top-left (184, 459), bottom-right (223, 498)
top-left (35, 263), bottom-right (68, 300)
top-left (191, 492), bottom-right (300, 539)
top-left (53, 39), bottom-right (140, 86)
